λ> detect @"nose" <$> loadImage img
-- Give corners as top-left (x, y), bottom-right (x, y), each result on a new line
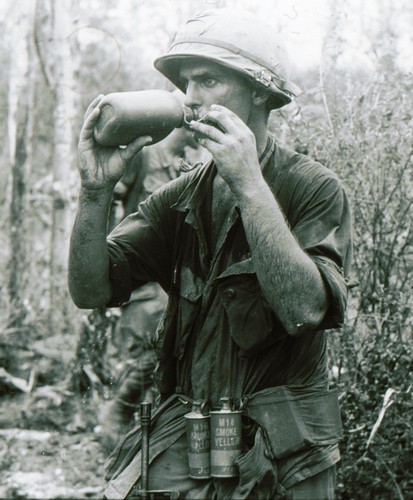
top-left (183, 81), bottom-right (201, 110)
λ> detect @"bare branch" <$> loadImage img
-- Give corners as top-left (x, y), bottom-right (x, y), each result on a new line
top-left (366, 388), bottom-right (396, 448)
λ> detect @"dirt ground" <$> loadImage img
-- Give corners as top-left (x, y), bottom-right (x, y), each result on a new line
top-left (0, 393), bottom-right (111, 499)
top-left (0, 428), bottom-right (106, 498)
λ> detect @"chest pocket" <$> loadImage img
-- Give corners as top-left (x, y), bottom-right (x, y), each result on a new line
top-left (216, 259), bottom-right (287, 357)
top-left (175, 265), bottom-right (204, 360)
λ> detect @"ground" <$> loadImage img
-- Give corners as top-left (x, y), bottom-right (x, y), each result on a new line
top-left (0, 393), bottom-right (110, 499)
top-left (0, 428), bottom-right (105, 498)
top-left (0, 319), bottom-right (143, 498)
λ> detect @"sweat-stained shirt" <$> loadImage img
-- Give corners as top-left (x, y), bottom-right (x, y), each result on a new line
top-left (104, 138), bottom-right (352, 496)
top-left (106, 137), bottom-right (352, 403)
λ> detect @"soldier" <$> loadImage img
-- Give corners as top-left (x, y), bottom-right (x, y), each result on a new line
top-left (69, 9), bottom-right (352, 499)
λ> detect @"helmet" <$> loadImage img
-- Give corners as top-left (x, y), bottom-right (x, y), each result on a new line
top-left (154, 9), bottom-right (301, 109)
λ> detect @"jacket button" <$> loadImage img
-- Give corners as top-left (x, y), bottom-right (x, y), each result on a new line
top-left (224, 288), bottom-right (236, 298)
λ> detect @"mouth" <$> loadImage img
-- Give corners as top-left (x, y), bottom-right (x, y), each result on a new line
top-left (182, 107), bottom-right (209, 127)
top-left (182, 107), bottom-right (225, 147)
top-left (182, 108), bottom-right (225, 145)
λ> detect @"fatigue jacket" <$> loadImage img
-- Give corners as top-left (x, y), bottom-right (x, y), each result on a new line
top-left (105, 138), bottom-right (352, 496)
top-left (107, 138), bottom-right (351, 402)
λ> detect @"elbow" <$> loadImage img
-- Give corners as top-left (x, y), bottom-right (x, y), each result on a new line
top-left (68, 279), bottom-right (111, 310)
top-left (69, 291), bottom-right (107, 310)
top-left (286, 315), bottom-right (323, 337)
top-left (284, 305), bottom-right (328, 337)
top-left (286, 282), bottom-right (330, 336)
top-left (70, 295), bottom-right (105, 310)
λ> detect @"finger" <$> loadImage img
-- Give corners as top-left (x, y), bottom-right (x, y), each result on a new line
top-left (189, 119), bottom-right (224, 143)
top-left (84, 94), bottom-right (105, 120)
top-left (121, 135), bottom-right (153, 163)
top-left (207, 106), bottom-right (245, 135)
top-left (209, 104), bottom-right (239, 116)
top-left (196, 136), bottom-right (224, 156)
top-left (79, 106), bottom-right (101, 143)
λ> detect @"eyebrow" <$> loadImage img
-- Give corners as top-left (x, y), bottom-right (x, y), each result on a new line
top-left (179, 68), bottom-right (219, 83)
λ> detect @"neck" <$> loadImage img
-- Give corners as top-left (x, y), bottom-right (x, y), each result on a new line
top-left (256, 134), bottom-right (269, 158)
top-left (254, 122), bottom-right (269, 158)
top-left (246, 107), bottom-right (269, 158)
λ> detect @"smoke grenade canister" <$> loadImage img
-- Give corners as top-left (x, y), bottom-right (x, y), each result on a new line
top-left (210, 397), bottom-right (242, 477)
top-left (184, 401), bottom-right (211, 479)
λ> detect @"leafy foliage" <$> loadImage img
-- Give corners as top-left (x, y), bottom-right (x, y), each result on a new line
top-left (276, 64), bottom-right (413, 499)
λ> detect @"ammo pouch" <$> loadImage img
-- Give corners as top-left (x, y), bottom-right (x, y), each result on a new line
top-left (243, 386), bottom-right (343, 460)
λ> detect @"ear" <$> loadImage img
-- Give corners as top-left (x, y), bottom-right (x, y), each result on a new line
top-left (251, 88), bottom-right (270, 107)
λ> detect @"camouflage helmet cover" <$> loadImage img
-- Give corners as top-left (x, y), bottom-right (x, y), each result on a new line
top-left (154, 9), bottom-right (301, 109)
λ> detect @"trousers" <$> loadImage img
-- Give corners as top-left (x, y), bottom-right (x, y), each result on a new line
top-left (105, 390), bottom-right (341, 499)
top-left (129, 433), bottom-right (336, 499)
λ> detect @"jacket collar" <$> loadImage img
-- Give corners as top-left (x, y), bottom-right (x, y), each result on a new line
top-left (171, 136), bottom-right (276, 218)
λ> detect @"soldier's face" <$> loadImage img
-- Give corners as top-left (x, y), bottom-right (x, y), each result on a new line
top-left (179, 59), bottom-right (253, 124)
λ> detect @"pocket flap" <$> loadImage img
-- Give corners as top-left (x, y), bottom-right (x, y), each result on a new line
top-left (215, 257), bottom-right (255, 281)
top-left (245, 387), bottom-right (343, 459)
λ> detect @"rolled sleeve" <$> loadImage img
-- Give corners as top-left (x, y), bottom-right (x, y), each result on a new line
top-left (106, 240), bottom-right (135, 307)
top-left (105, 188), bottom-right (178, 307)
top-left (287, 166), bottom-right (353, 330)
top-left (312, 255), bottom-right (348, 329)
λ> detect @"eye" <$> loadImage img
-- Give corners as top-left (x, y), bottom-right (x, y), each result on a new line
top-left (202, 77), bottom-right (218, 88)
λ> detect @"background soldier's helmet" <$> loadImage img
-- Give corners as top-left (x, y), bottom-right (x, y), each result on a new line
top-left (154, 9), bottom-right (301, 110)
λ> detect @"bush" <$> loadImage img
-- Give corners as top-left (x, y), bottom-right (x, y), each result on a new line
top-left (276, 65), bottom-right (413, 498)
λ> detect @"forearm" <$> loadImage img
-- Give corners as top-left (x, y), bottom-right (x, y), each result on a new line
top-left (68, 186), bottom-right (114, 309)
top-left (237, 179), bottom-right (329, 336)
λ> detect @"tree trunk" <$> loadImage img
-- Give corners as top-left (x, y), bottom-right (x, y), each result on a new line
top-left (7, 2), bottom-right (35, 332)
top-left (48, 0), bottom-right (77, 336)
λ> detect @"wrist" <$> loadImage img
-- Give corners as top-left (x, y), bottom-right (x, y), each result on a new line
top-left (79, 184), bottom-right (115, 203)
top-left (235, 176), bottom-right (269, 205)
